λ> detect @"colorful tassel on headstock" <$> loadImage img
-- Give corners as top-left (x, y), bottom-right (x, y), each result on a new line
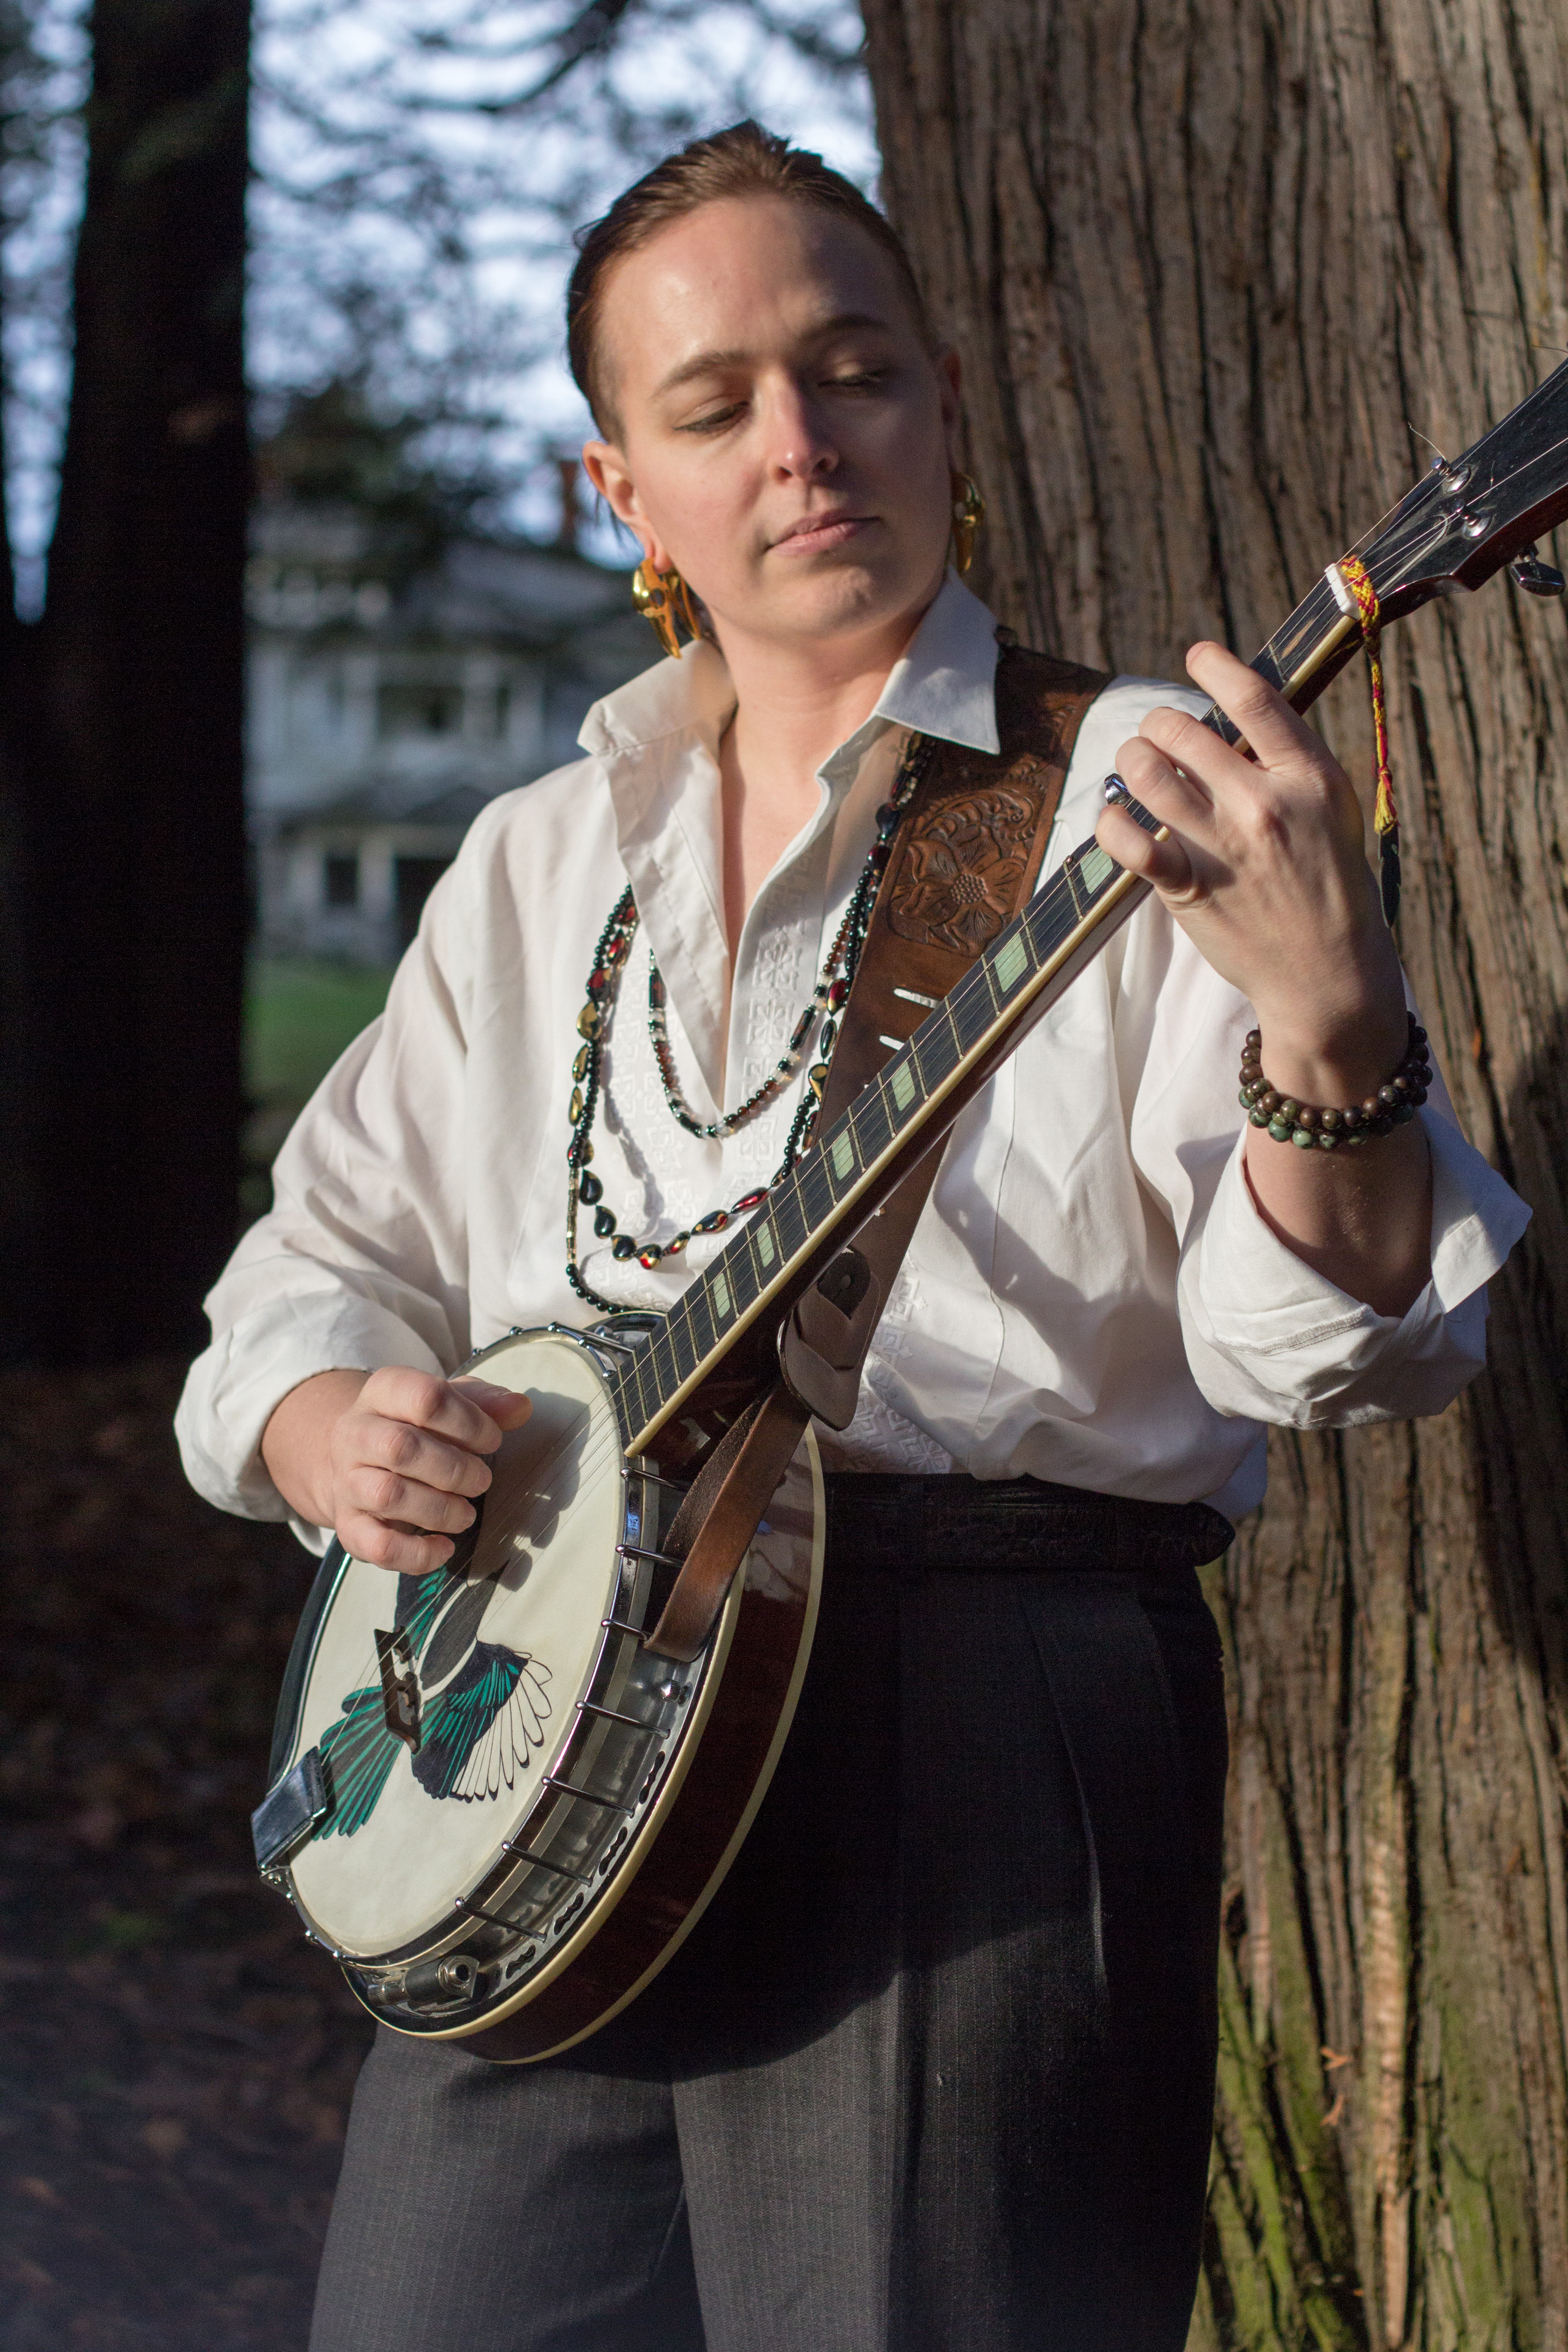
top-left (1337, 553), bottom-right (1401, 927)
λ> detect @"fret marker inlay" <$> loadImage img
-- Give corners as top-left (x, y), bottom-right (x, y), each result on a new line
top-left (994, 932), bottom-right (1028, 994)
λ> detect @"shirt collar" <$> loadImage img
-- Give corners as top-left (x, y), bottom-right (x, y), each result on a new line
top-left (577, 568), bottom-right (1002, 763)
top-left (870, 568), bottom-right (1001, 753)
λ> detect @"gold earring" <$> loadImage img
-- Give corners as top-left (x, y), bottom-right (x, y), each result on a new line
top-left (950, 471), bottom-right (985, 575)
top-left (632, 558), bottom-right (702, 660)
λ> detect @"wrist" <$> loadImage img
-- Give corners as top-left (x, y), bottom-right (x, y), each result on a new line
top-left (1247, 988), bottom-right (1410, 1110)
top-left (1245, 874), bottom-right (1410, 1101)
top-left (1241, 1014), bottom-right (1431, 1151)
top-left (261, 1367), bottom-right (369, 1529)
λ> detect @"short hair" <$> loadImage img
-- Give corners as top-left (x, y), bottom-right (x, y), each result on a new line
top-left (566, 119), bottom-right (936, 436)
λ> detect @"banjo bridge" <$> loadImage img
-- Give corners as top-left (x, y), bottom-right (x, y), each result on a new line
top-left (375, 1627), bottom-right (422, 1750)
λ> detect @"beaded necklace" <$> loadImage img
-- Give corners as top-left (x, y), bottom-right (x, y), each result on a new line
top-left (564, 734), bottom-right (931, 1312)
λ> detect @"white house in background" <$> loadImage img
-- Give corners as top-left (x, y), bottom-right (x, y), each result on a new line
top-left (249, 497), bottom-right (652, 965)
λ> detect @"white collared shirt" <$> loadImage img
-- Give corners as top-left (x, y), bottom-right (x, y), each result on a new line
top-left (176, 573), bottom-right (1529, 1538)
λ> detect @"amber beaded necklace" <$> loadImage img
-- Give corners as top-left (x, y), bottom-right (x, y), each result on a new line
top-left (564, 734), bottom-right (931, 1311)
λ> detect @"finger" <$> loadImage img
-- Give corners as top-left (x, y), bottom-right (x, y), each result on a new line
top-left (337, 1507), bottom-right (456, 1575)
top-left (358, 1366), bottom-right (512, 1454)
top-left (1094, 805), bottom-right (1195, 896)
top-left (1116, 733), bottom-right (1215, 816)
top-left (345, 1463), bottom-right (480, 1537)
top-left (1179, 640), bottom-right (1323, 767)
top-left (359, 1413), bottom-right (494, 1499)
top-left (450, 1377), bottom-right (533, 1434)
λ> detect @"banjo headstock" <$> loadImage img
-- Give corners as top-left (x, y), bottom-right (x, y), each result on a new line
top-left (1353, 358), bottom-right (1568, 619)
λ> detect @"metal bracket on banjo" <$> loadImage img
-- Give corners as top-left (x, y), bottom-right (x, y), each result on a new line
top-left (542, 1774), bottom-right (636, 1814)
top-left (577, 1698), bottom-right (661, 1733)
top-left (502, 1843), bottom-right (592, 1882)
top-left (456, 1892), bottom-right (523, 1931)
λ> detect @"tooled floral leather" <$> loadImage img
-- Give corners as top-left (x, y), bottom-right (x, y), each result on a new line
top-left (888, 755), bottom-right (1058, 955)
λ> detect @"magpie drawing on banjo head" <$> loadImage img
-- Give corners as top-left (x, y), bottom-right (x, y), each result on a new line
top-left (313, 1560), bottom-right (554, 1837)
top-left (412, 1643), bottom-right (553, 1804)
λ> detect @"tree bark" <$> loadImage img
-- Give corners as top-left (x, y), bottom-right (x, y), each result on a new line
top-left (0, 0), bottom-right (250, 1364)
top-left (859, 1), bottom-right (1568, 2341)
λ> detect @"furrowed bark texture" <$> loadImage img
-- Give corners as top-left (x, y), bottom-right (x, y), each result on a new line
top-left (0, 0), bottom-right (250, 1363)
top-left (860, 2), bottom-right (1568, 2342)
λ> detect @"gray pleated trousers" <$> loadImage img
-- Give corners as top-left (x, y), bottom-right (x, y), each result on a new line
top-left (310, 1480), bottom-right (1229, 2352)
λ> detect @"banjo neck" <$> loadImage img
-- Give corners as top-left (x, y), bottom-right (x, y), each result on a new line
top-left (605, 574), bottom-right (1365, 1459)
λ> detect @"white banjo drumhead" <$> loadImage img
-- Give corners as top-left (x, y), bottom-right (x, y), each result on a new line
top-left (287, 1331), bottom-right (624, 1958)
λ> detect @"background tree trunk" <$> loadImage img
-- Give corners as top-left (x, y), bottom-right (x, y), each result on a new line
top-left (0, 0), bottom-right (250, 1365)
top-left (860, 2), bottom-right (1568, 2341)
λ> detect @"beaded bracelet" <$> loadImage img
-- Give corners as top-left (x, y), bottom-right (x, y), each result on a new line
top-left (1239, 1014), bottom-right (1432, 1151)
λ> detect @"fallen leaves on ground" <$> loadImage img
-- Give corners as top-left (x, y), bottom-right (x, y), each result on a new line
top-left (0, 1362), bottom-right (374, 2352)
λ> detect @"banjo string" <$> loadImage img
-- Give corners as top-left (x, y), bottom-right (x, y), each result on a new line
top-left (319, 1388), bottom-right (643, 1752)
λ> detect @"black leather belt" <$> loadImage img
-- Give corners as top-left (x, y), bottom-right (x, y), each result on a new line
top-left (821, 1471), bottom-right (1233, 1575)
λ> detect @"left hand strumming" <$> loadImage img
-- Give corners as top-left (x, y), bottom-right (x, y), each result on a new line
top-left (1095, 640), bottom-right (1432, 1319)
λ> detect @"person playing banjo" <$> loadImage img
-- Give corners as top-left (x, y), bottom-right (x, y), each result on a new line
top-left (180, 122), bottom-right (1527, 2352)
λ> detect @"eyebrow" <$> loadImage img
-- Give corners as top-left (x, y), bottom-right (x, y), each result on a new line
top-left (651, 312), bottom-right (897, 402)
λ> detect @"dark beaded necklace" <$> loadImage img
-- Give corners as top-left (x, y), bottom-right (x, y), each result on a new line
top-left (564, 733), bottom-right (932, 1312)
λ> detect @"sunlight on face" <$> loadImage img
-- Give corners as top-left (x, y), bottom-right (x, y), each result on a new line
top-left (583, 196), bottom-right (960, 658)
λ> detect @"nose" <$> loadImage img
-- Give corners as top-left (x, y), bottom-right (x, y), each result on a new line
top-left (762, 374), bottom-right (838, 484)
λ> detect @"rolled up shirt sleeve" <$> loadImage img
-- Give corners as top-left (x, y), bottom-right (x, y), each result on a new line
top-left (1115, 895), bottom-right (1530, 1431)
top-left (1161, 1019), bottom-right (1529, 1428)
top-left (175, 842), bottom-right (482, 1541)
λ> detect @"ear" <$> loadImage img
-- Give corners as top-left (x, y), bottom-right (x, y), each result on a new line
top-left (581, 438), bottom-right (673, 572)
top-left (933, 345), bottom-right (963, 466)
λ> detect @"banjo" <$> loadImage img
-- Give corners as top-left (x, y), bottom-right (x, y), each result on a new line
top-left (253, 362), bottom-right (1568, 2063)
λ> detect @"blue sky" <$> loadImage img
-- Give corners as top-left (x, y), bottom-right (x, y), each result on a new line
top-left (4, 0), bottom-right (876, 593)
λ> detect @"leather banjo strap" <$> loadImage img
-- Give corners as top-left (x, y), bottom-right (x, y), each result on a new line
top-left (799, 641), bottom-right (1109, 1337)
top-left (646, 643), bottom-right (1111, 1661)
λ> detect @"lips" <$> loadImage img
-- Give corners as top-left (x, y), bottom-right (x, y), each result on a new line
top-left (770, 511), bottom-right (873, 551)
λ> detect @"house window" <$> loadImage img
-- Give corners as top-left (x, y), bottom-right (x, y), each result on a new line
top-left (395, 855), bottom-right (450, 947)
top-left (324, 852), bottom-right (359, 907)
top-left (378, 681), bottom-right (461, 738)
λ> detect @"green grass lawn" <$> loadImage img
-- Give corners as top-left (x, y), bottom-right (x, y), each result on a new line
top-left (242, 956), bottom-right (393, 1220)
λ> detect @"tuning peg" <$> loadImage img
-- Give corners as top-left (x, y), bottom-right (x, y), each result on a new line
top-left (1509, 546), bottom-right (1567, 597)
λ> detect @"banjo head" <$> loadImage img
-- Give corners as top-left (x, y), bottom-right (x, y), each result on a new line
top-left (284, 1327), bottom-right (626, 1958)
top-left (257, 1323), bottom-right (823, 2055)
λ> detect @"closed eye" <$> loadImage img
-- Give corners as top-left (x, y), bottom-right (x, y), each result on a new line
top-left (679, 367), bottom-right (893, 433)
top-left (678, 402), bottom-right (747, 436)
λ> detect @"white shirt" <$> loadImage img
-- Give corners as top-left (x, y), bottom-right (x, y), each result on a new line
top-left (176, 573), bottom-right (1529, 1539)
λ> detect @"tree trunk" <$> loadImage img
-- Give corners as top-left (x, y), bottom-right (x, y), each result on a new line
top-left (0, 0), bottom-right (250, 1364)
top-left (860, 2), bottom-right (1568, 2341)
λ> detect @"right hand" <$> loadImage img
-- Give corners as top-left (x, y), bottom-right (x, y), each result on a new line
top-left (261, 1365), bottom-right (533, 1574)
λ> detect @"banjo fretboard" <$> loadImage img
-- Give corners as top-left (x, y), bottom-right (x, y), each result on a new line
top-left (605, 807), bottom-right (1150, 1449)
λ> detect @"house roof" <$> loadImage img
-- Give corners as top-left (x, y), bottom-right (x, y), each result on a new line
top-left (249, 500), bottom-right (637, 652)
top-left (278, 768), bottom-right (505, 835)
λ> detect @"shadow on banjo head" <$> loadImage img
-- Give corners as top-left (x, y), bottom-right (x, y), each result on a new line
top-left (446, 1380), bottom-right (592, 1600)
